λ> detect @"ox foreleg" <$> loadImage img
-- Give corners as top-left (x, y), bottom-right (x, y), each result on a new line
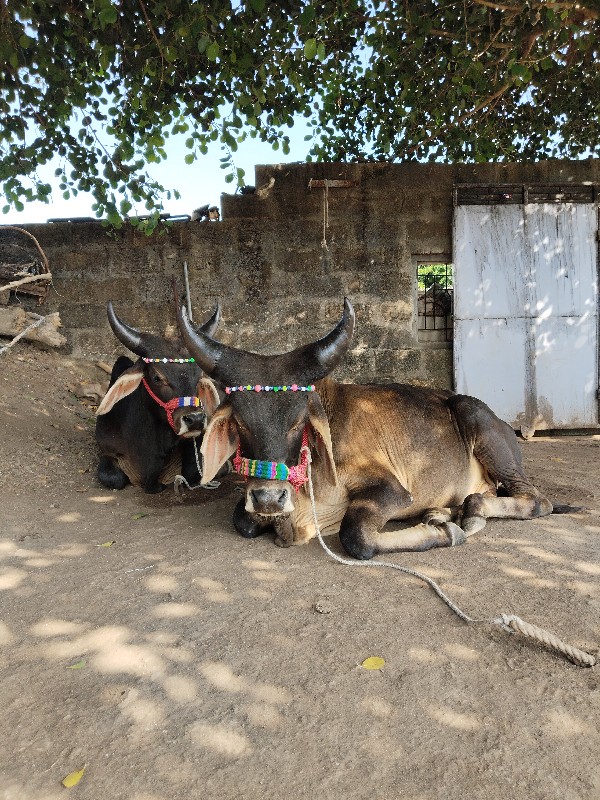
top-left (338, 479), bottom-right (460, 559)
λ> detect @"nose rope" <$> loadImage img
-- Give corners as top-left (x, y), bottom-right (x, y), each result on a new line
top-left (303, 450), bottom-right (595, 668)
top-left (142, 377), bottom-right (203, 434)
top-left (233, 427), bottom-right (310, 492)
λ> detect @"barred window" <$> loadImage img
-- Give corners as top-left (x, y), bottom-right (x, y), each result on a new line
top-left (417, 261), bottom-right (453, 342)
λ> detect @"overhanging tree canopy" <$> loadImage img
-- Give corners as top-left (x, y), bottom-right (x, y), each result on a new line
top-left (1, 1), bottom-right (598, 227)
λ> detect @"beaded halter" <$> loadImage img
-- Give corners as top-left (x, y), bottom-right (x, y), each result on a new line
top-left (142, 377), bottom-right (203, 434)
top-left (227, 379), bottom-right (314, 491)
top-left (233, 427), bottom-right (310, 492)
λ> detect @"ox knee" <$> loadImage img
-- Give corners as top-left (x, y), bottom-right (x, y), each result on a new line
top-left (233, 498), bottom-right (269, 539)
top-left (339, 524), bottom-right (376, 560)
top-left (97, 456), bottom-right (130, 490)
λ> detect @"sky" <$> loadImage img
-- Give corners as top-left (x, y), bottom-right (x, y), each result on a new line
top-left (1, 121), bottom-right (313, 226)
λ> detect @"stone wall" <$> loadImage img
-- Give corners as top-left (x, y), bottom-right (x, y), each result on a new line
top-left (15, 158), bottom-right (600, 388)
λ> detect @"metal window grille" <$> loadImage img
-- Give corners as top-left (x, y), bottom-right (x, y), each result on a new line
top-left (417, 262), bottom-right (453, 341)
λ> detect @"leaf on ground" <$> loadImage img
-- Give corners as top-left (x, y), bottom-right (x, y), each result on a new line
top-left (361, 656), bottom-right (385, 670)
top-left (66, 659), bottom-right (87, 670)
top-left (95, 540), bottom-right (116, 547)
top-left (62, 766), bottom-right (86, 787)
top-left (132, 513), bottom-right (147, 520)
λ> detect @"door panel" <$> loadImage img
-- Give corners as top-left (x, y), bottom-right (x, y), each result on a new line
top-left (454, 202), bottom-right (598, 433)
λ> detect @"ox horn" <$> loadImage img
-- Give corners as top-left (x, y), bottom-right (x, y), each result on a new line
top-left (109, 301), bottom-right (222, 359)
top-left (178, 304), bottom-right (234, 377)
top-left (178, 298), bottom-right (355, 383)
top-left (293, 297), bottom-right (355, 379)
top-left (195, 302), bottom-right (221, 340)
top-left (107, 301), bottom-right (148, 356)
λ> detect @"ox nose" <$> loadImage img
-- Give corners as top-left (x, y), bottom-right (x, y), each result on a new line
top-left (250, 487), bottom-right (289, 514)
top-left (182, 412), bottom-right (206, 430)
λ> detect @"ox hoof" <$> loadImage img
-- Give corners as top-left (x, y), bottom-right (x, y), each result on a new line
top-left (423, 509), bottom-right (451, 526)
top-left (461, 515), bottom-right (486, 536)
top-left (274, 535), bottom-right (291, 548)
top-left (445, 522), bottom-right (467, 547)
top-left (273, 518), bottom-right (294, 548)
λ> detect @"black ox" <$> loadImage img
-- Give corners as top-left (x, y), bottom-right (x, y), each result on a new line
top-left (96, 302), bottom-right (221, 494)
top-left (177, 298), bottom-right (570, 560)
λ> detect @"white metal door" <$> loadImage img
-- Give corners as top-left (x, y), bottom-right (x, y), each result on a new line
top-left (453, 202), bottom-right (598, 435)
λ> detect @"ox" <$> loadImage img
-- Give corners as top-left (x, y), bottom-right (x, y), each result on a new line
top-left (177, 299), bottom-right (561, 559)
top-left (96, 302), bottom-right (221, 494)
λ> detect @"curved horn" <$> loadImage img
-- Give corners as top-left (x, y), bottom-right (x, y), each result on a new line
top-left (195, 302), bottom-right (221, 339)
top-left (295, 297), bottom-right (355, 378)
top-left (107, 301), bottom-right (148, 357)
top-left (178, 304), bottom-right (230, 377)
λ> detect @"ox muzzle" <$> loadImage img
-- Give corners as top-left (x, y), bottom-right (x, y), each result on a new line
top-left (142, 377), bottom-right (206, 437)
top-left (244, 478), bottom-right (296, 517)
top-left (171, 407), bottom-right (208, 438)
top-left (234, 428), bottom-right (311, 517)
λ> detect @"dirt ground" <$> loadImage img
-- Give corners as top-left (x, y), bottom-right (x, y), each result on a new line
top-left (0, 343), bottom-right (599, 800)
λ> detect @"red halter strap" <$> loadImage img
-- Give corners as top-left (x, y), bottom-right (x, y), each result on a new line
top-left (142, 377), bottom-right (202, 434)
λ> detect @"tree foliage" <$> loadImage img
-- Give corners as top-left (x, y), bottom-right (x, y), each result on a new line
top-left (1, 1), bottom-right (598, 227)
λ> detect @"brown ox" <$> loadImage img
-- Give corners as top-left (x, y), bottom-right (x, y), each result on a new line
top-left (178, 299), bottom-right (561, 560)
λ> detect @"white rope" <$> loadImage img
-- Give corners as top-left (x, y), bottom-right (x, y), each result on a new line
top-left (173, 438), bottom-right (221, 494)
top-left (302, 449), bottom-right (596, 668)
top-left (0, 314), bottom-right (46, 356)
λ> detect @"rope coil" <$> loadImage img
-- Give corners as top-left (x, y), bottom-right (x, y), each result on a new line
top-left (303, 452), bottom-right (596, 668)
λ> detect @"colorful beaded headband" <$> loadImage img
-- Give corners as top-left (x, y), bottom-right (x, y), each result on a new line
top-left (233, 428), bottom-right (310, 492)
top-left (226, 384), bottom-right (315, 394)
top-left (143, 357), bottom-right (195, 363)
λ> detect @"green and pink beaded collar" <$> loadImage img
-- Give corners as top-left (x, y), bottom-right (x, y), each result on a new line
top-left (225, 384), bottom-right (315, 394)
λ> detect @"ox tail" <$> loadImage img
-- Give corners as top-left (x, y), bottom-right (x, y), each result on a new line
top-left (551, 503), bottom-right (587, 515)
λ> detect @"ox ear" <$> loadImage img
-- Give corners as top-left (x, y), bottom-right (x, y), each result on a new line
top-left (307, 392), bottom-right (338, 487)
top-left (195, 377), bottom-right (221, 418)
top-left (200, 403), bottom-right (239, 484)
top-left (96, 363), bottom-right (144, 415)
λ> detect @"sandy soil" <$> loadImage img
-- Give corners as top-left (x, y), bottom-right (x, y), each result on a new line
top-left (0, 344), bottom-right (599, 800)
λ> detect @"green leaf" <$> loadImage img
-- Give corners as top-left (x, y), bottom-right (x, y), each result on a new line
top-left (67, 659), bottom-right (87, 670)
top-left (99, 6), bottom-right (118, 26)
top-left (304, 39), bottom-right (318, 60)
top-left (206, 42), bottom-right (220, 62)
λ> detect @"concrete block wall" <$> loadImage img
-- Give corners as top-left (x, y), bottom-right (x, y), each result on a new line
top-left (16, 158), bottom-right (599, 388)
